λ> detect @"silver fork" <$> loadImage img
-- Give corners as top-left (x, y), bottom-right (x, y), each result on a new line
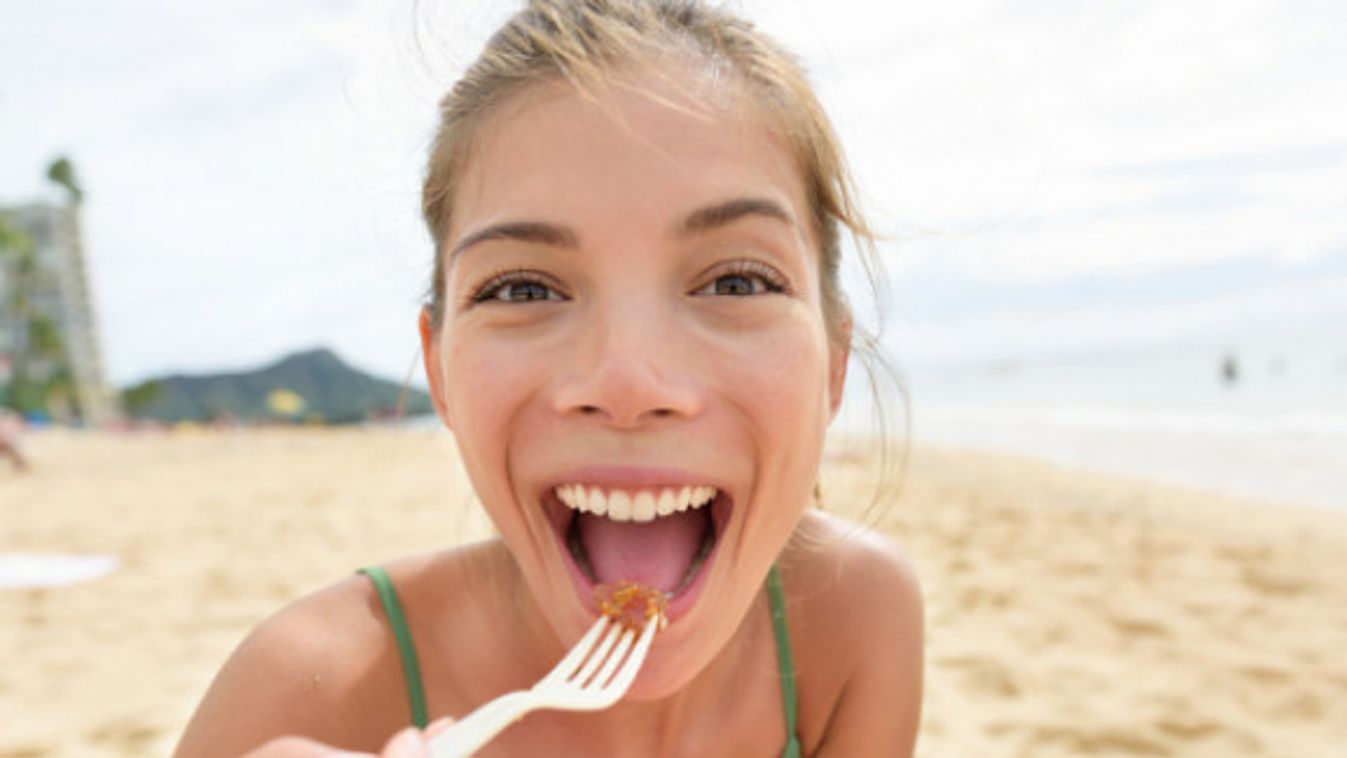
top-left (428, 614), bottom-right (660, 757)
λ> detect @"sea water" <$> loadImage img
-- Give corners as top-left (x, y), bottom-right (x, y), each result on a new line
top-left (860, 331), bottom-right (1347, 510)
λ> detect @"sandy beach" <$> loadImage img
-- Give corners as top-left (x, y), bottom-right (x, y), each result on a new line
top-left (1, 428), bottom-right (1344, 757)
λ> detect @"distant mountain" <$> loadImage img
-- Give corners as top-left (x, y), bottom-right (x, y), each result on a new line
top-left (119, 348), bottom-right (434, 424)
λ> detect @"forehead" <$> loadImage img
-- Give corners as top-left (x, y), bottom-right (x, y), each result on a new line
top-left (448, 71), bottom-right (811, 246)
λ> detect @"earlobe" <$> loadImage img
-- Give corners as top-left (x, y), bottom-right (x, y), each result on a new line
top-left (418, 308), bottom-right (454, 429)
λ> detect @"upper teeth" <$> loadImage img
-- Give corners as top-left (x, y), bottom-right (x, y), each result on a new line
top-left (555, 485), bottom-right (717, 523)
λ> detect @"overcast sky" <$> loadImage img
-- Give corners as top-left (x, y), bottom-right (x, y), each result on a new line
top-left (3, 0), bottom-right (1345, 386)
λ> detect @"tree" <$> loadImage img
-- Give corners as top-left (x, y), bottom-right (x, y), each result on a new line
top-left (120, 380), bottom-right (163, 416)
top-left (46, 156), bottom-right (83, 204)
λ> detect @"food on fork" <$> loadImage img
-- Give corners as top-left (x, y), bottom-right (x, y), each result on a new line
top-left (596, 581), bottom-right (669, 633)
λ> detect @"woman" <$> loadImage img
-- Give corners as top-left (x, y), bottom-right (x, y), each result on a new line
top-left (176, 2), bottom-right (922, 755)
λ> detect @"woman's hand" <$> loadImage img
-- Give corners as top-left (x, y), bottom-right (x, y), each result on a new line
top-left (242, 718), bottom-right (454, 758)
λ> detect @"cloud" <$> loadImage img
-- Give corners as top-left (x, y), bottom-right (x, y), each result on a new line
top-left (767, 0), bottom-right (1347, 284)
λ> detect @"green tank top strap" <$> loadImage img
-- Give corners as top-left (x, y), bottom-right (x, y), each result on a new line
top-left (357, 566), bottom-right (429, 729)
top-left (767, 564), bottom-right (802, 758)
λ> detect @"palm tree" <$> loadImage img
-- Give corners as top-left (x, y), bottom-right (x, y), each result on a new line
top-left (47, 156), bottom-right (84, 204)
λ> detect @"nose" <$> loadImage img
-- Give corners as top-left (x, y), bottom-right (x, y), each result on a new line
top-left (551, 302), bottom-right (703, 429)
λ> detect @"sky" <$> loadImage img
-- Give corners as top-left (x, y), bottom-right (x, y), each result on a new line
top-left (3, 0), bottom-right (1345, 388)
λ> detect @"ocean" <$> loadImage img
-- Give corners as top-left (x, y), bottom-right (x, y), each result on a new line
top-left (853, 331), bottom-right (1347, 510)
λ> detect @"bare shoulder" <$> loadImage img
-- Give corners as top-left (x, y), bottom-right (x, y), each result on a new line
top-left (173, 565), bottom-right (417, 757)
top-left (785, 511), bottom-right (924, 757)
top-left (786, 510), bottom-right (923, 643)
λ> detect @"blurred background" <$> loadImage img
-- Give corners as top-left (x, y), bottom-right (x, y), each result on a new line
top-left (3, 2), bottom-right (1346, 756)
top-left (3, 0), bottom-right (1344, 504)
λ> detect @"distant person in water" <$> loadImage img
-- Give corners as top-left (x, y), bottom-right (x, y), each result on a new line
top-left (1221, 352), bottom-right (1240, 386)
top-left (0, 408), bottom-right (28, 471)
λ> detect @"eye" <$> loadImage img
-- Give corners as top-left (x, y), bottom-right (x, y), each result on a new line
top-left (694, 260), bottom-right (789, 297)
top-left (470, 270), bottom-right (566, 304)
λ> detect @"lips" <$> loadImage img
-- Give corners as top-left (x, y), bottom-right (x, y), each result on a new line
top-left (542, 481), bottom-right (731, 621)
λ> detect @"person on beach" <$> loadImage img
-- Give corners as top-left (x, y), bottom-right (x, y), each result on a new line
top-left (174, 2), bottom-right (922, 756)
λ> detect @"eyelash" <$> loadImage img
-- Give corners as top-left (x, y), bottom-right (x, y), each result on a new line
top-left (697, 259), bottom-right (790, 296)
top-left (468, 269), bottom-right (564, 305)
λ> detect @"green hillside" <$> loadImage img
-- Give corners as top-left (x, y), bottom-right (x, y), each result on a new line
top-left (120, 348), bottom-right (433, 424)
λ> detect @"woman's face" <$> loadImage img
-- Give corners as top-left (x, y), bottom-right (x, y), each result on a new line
top-left (422, 72), bottom-right (847, 697)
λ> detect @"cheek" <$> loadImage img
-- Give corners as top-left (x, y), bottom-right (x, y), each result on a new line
top-left (715, 315), bottom-right (833, 431)
top-left (440, 334), bottom-right (548, 502)
top-left (443, 330), bottom-right (543, 426)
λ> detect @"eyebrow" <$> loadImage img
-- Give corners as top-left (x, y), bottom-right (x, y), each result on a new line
top-left (449, 221), bottom-right (579, 260)
top-left (676, 197), bottom-right (796, 237)
top-left (449, 197), bottom-right (795, 259)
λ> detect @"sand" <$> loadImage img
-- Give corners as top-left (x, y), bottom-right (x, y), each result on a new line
top-left (1, 428), bottom-right (1344, 757)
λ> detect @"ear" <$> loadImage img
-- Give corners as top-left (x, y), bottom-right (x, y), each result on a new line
top-left (418, 307), bottom-right (454, 429)
top-left (827, 316), bottom-right (851, 421)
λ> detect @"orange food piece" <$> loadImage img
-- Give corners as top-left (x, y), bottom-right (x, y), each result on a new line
top-left (596, 581), bottom-right (668, 633)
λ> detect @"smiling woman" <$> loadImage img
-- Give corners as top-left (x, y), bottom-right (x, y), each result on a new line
top-left (173, 2), bottom-right (921, 757)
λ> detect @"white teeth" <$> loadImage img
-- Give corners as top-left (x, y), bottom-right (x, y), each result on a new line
top-left (588, 487), bottom-right (607, 517)
top-left (559, 485), bottom-right (581, 511)
top-left (555, 484), bottom-right (719, 521)
top-left (656, 490), bottom-right (676, 517)
top-left (607, 490), bottom-right (633, 521)
top-left (632, 492), bottom-right (656, 522)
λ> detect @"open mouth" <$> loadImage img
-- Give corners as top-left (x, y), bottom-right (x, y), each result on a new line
top-left (543, 484), bottom-right (731, 619)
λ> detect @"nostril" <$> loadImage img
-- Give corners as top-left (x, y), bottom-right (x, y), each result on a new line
top-left (572, 405), bottom-right (678, 421)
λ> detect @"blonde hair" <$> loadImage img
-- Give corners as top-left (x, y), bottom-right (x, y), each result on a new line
top-left (420, 0), bottom-right (877, 346)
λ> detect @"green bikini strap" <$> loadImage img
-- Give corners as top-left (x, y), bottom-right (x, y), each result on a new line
top-left (767, 564), bottom-right (802, 757)
top-left (358, 566), bottom-right (429, 729)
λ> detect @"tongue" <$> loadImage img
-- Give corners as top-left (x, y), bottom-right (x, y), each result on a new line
top-left (578, 509), bottom-right (707, 593)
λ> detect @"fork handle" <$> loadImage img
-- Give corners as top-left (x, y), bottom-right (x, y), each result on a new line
top-left (428, 690), bottom-right (537, 758)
